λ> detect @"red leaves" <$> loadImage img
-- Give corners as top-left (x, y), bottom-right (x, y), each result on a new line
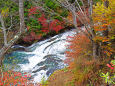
top-left (25, 6), bottom-right (64, 42)
top-left (53, 25), bottom-right (63, 33)
top-left (49, 19), bottom-right (63, 33)
top-left (27, 26), bottom-right (30, 31)
top-left (31, 31), bottom-right (36, 37)
top-left (28, 6), bottom-right (40, 16)
top-left (35, 34), bottom-right (42, 40)
top-left (0, 71), bottom-right (33, 86)
top-left (38, 14), bottom-right (47, 23)
top-left (42, 23), bottom-right (48, 27)
top-left (29, 6), bottom-right (64, 34)
top-left (107, 63), bottom-right (114, 70)
top-left (0, 82), bottom-right (3, 86)
top-left (23, 35), bottom-right (33, 42)
top-left (38, 14), bottom-right (64, 33)
top-left (23, 32), bottom-right (42, 42)
top-left (41, 28), bottom-right (49, 33)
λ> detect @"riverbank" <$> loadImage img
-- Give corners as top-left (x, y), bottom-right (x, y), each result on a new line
top-left (47, 68), bottom-right (74, 86)
top-left (15, 26), bottom-right (75, 47)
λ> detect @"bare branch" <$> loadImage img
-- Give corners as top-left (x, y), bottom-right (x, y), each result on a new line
top-left (31, 0), bottom-right (74, 25)
top-left (7, 15), bottom-right (13, 30)
top-left (0, 0), bottom-right (25, 65)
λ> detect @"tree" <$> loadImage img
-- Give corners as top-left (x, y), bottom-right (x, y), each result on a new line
top-left (0, 0), bottom-right (25, 66)
top-left (29, 0), bottom-right (98, 59)
top-left (32, 0), bottom-right (114, 59)
top-left (92, 0), bottom-right (115, 57)
top-left (19, 0), bottom-right (25, 33)
top-left (0, 13), bottom-right (7, 46)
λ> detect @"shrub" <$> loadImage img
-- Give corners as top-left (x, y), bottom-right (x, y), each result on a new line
top-left (0, 70), bottom-right (33, 86)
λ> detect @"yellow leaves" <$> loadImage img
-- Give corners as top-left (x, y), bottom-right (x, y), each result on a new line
top-left (93, 36), bottom-right (110, 42)
top-left (94, 22), bottom-right (110, 31)
top-left (101, 23), bottom-right (109, 26)
top-left (93, 2), bottom-right (110, 16)
top-left (94, 27), bottom-right (107, 31)
top-left (66, 12), bottom-right (73, 26)
top-left (93, 36), bottom-right (103, 42)
top-left (103, 45), bottom-right (114, 57)
top-left (102, 38), bottom-right (109, 42)
top-left (93, 0), bottom-right (115, 34)
top-left (1, 8), bottom-right (9, 17)
top-left (92, 0), bottom-right (113, 22)
top-left (108, 0), bottom-right (115, 8)
top-left (67, 12), bottom-right (73, 22)
top-left (104, 51), bottom-right (112, 57)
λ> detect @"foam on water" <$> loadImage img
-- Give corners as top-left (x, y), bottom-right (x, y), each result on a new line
top-left (11, 29), bottom-right (77, 82)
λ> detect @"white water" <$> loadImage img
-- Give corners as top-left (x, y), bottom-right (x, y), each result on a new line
top-left (9, 29), bottom-right (77, 83)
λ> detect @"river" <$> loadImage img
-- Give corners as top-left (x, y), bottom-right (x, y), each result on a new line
top-left (4, 29), bottom-right (76, 83)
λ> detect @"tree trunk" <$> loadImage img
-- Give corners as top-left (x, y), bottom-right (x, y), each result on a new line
top-left (0, 56), bottom-right (4, 67)
top-left (72, 11), bottom-right (78, 30)
top-left (103, 0), bottom-right (109, 37)
top-left (19, 0), bottom-right (25, 33)
top-left (0, 0), bottom-right (25, 67)
top-left (89, 0), bottom-right (93, 15)
top-left (0, 14), bottom-right (7, 46)
top-left (93, 42), bottom-right (100, 59)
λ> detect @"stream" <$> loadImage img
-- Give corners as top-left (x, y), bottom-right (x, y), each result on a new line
top-left (4, 29), bottom-right (76, 83)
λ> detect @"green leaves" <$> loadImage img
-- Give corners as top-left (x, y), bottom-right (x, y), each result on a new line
top-left (60, 9), bottom-right (68, 17)
top-left (100, 72), bottom-right (109, 83)
top-left (40, 76), bottom-right (48, 86)
top-left (100, 72), bottom-right (115, 84)
top-left (44, 0), bottom-right (59, 10)
top-left (111, 60), bottom-right (115, 65)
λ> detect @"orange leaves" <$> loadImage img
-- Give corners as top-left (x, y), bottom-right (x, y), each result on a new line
top-left (101, 23), bottom-right (110, 27)
top-left (0, 70), bottom-right (33, 86)
top-left (65, 33), bottom-right (91, 66)
top-left (67, 12), bottom-right (73, 22)
top-left (94, 22), bottom-right (110, 31)
top-left (93, 36), bottom-right (110, 42)
top-left (103, 45), bottom-right (114, 57)
top-left (102, 38), bottom-right (109, 42)
top-left (92, 0), bottom-right (115, 58)
top-left (94, 27), bottom-right (107, 31)
top-left (104, 50), bottom-right (112, 57)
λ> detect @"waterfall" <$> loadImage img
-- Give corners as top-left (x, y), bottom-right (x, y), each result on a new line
top-left (5, 29), bottom-right (76, 83)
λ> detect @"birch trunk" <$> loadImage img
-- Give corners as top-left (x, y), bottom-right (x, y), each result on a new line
top-left (0, 0), bottom-right (25, 67)
top-left (19, 0), bottom-right (25, 33)
top-left (0, 14), bottom-right (7, 46)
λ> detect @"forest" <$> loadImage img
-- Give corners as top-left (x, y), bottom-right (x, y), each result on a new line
top-left (0, 0), bottom-right (115, 86)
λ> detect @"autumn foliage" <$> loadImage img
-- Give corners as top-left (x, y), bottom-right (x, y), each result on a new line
top-left (65, 32), bottom-right (105, 85)
top-left (0, 70), bottom-right (43, 86)
top-left (0, 70), bottom-right (31, 86)
top-left (64, 31), bottom-right (114, 85)
top-left (92, 0), bottom-right (115, 57)
top-left (23, 6), bottom-right (64, 42)
top-left (38, 14), bottom-right (63, 33)
top-left (67, 8), bottom-right (89, 26)
top-left (64, 0), bottom-right (115, 85)
top-left (65, 32), bottom-right (91, 65)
